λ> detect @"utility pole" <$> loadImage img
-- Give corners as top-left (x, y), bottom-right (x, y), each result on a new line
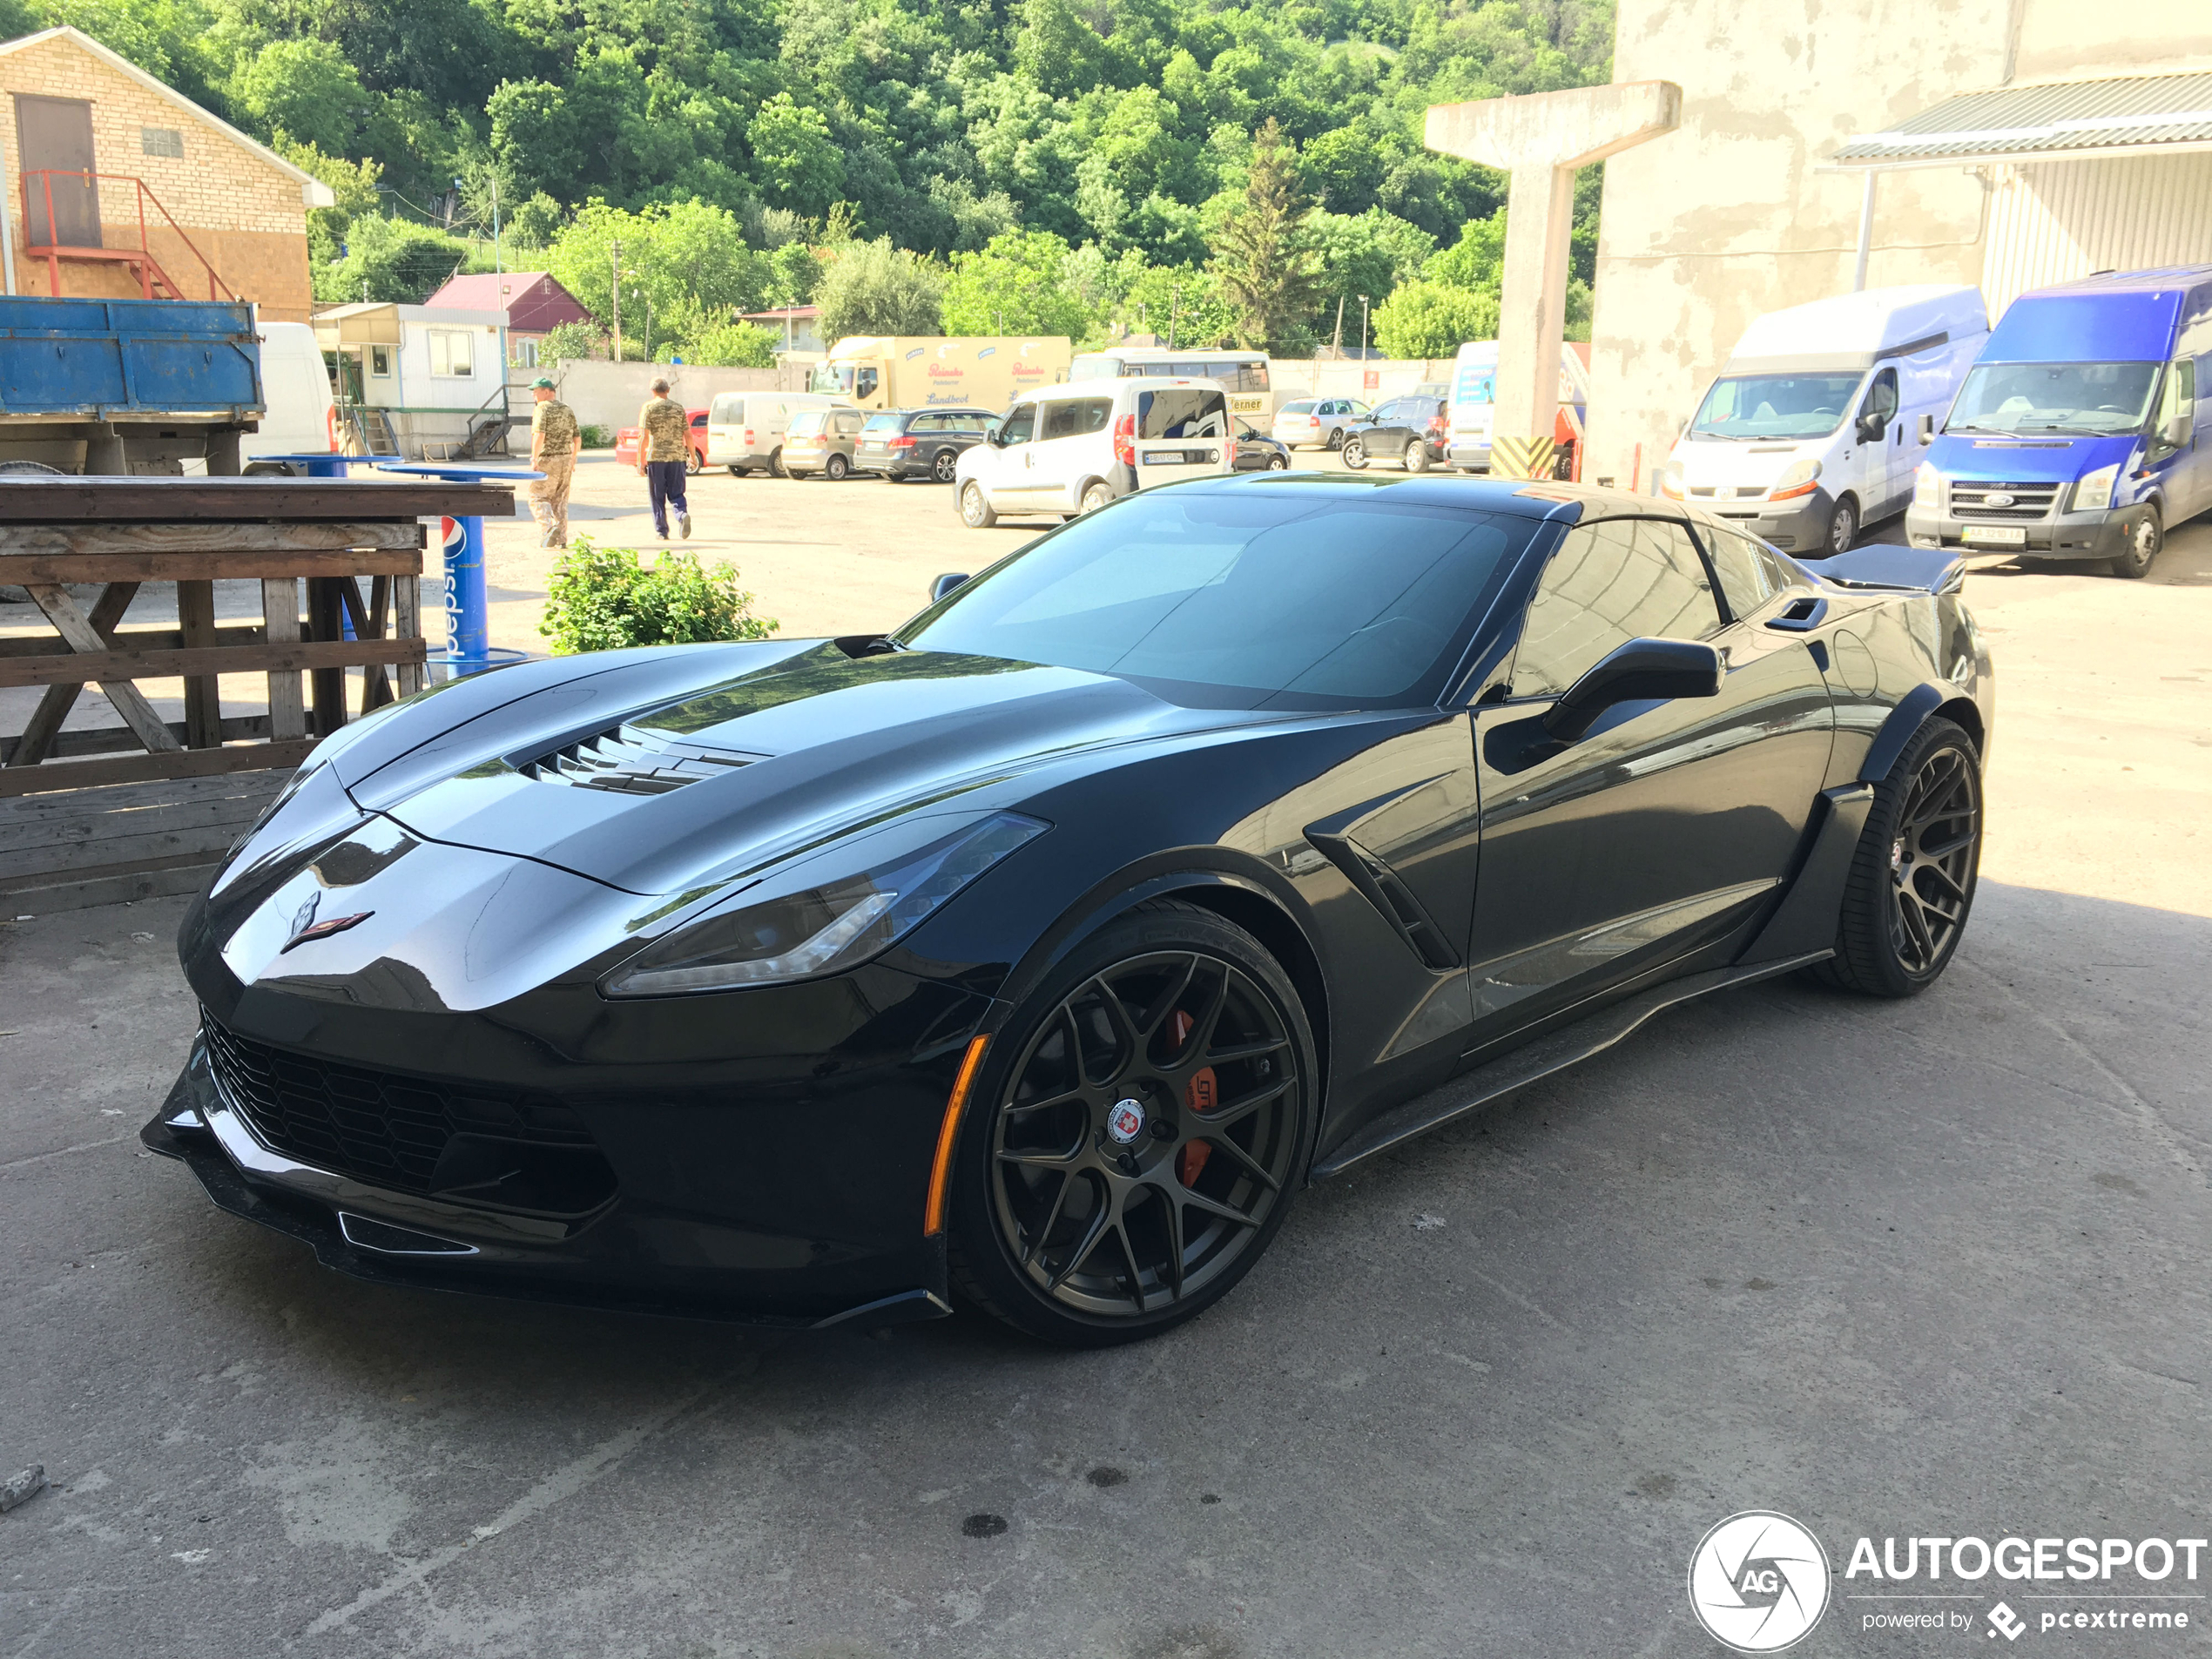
top-left (491, 172), bottom-right (502, 276)
top-left (1332, 295), bottom-right (1345, 356)
top-left (1359, 295), bottom-right (1370, 358)
top-left (610, 241), bottom-right (623, 362)
top-left (1168, 285), bottom-right (1181, 352)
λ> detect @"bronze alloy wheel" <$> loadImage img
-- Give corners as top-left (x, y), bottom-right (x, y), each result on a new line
top-left (952, 903), bottom-right (1314, 1344)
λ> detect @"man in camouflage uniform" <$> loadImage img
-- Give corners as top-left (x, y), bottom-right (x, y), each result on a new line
top-left (637, 377), bottom-right (692, 541)
top-left (526, 376), bottom-right (578, 549)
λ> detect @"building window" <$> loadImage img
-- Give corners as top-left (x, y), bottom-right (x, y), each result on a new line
top-left (428, 329), bottom-right (475, 378)
top-left (368, 346), bottom-right (393, 378)
top-left (141, 126), bottom-right (184, 158)
top-left (512, 338), bottom-right (539, 368)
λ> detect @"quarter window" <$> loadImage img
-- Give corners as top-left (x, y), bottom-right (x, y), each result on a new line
top-left (1694, 523), bottom-right (1780, 620)
top-left (1511, 518), bottom-right (1723, 698)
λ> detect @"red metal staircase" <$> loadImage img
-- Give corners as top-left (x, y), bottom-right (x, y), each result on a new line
top-left (18, 171), bottom-right (242, 302)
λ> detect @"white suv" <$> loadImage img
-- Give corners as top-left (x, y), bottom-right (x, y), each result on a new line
top-left (954, 379), bottom-right (1231, 527)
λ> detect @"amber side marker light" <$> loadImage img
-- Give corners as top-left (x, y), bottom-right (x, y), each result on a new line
top-left (924, 1035), bottom-right (991, 1237)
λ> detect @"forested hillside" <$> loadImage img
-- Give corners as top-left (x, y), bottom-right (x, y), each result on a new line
top-left (3, 0), bottom-right (1615, 360)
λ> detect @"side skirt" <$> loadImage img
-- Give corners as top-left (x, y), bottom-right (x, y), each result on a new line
top-left (1308, 948), bottom-right (1831, 1180)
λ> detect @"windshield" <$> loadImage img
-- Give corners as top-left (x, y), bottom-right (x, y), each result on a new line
top-left (896, 490), bottom-right (1534, 709)
top-left (810, 364), bottom-right (877, 399)
top-left (1946, 361), bottom-right (2161, 436)
top-left (1689, 373), bottom-right (1864, 440)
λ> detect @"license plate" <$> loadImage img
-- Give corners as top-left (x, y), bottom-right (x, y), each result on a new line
top-left (1142, 449), bottom-right (1195, 465)
top-left (1962, 525), bottom-right (2027, 546)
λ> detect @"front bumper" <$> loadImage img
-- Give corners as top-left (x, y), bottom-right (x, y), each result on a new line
top-left (1905, 502), bottom-right (2141, 559)
top-left (1696, 487), bottom-right (1832, 552)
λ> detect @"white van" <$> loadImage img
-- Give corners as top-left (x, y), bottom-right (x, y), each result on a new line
top-left (706, 391), bottom-right (851, 476)
top-left (1663, 285), bottom-right (1989, 556)
top-left (1446, 341), bottom-right (1588, 472)
top-left (241, 321), bottom-right (337, 463)
top-left (953, 378), bottom-right (1231, 526)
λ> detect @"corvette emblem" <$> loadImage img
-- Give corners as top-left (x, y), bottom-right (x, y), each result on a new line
top-left (282, 911), bottom-right (374, 952)
top-left (1106, 1098), bottom-right (1147, 1145)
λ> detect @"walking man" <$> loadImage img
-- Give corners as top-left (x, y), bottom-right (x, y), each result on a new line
top-left (526, 376), bottom-right (578, 549)
top-left (637, 377), bottom-right (691, 541)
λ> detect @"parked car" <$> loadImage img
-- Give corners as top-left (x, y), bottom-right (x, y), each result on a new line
top-left (706, 391), bottom-right (850, 477)
top-left (1905, 266), bottom-right (2210, 578)
top-left (1232, 428), bottom-right (1291, 471)
top-left (154, 476), bottom-right (1994, 1345)
top-left (1271, 397), bottom-right (1369, 450)
top-left (613, 408), bottom-right (710, 473)
top-left (853, 407), bottom-right (1000, 482)
top-left (1665, 285), bottom-right (1989, 556)
top-left (1340, 396), bottom-right (1449, 472)
top-left (954, 377), bottom-right (1231, 525)
top-left (783, 407), bottom-right (870, 480)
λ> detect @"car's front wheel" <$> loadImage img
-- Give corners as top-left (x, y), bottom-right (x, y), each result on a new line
top-left (1824, 493), bottom-right (1859, 555)
top-left (726, 464), bottom-right (749, 477)
top-left (1079, 479), bottom-right (1113, 514)
top-left (948, 901), bottom-right (1316, 1346)
top-left (961, 480), bottom-right (997, 528)
top-left (2110, 505), bottom-right (2161, 577)
top-left (1341, 437), bottom-right (1367, 470)
top-left (769, 447), bottom-right (787, 478)
top-left (1814, 716), bottom-right (1981, 998)
top-left (1267, 453), bottom-right (1289, 470)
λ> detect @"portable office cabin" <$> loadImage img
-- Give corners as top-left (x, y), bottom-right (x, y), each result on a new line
top-left (314, 301), bottom-right (509, 459)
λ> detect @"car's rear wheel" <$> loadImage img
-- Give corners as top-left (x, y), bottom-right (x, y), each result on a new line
top-left (1341, 437), bottom-right (1367, 470)
top-left (1813, 716), bottom-right (1981, 998)
top-left (1079, 479), bottom-right (1113, 514)
top-left (685, 448), bottom-right (701, 475)
top-left (1403, 442), bottom-right (1430, 474)
top-left (826, 452), bottom-right (850, 482)
top-left (2109, 505), bottom-right (2161, 577)
top-left (961, 480), bottom-right (997, 528)
top-left (769, 447), bottom-right (787, 478)
top-left (949, 902), bottom-right (1316, 1346)
top-left (933, 448), bottom-right (959, 483)
top-left (1326, 428), bottom-right (1345, 450)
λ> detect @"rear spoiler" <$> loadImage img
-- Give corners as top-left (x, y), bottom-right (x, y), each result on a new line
top-left (1797, 543), bottom-right (1965, 596)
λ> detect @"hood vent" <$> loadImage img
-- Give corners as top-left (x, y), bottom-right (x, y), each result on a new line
top-left (521, 724), bottom-right (764, 794)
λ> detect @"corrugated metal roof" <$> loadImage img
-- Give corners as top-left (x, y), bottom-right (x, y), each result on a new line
top-left (1833, 74), bottom-right (2212, 165)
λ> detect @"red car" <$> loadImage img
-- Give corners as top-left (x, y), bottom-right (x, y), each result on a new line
top-left (612, 408), bottom-right (710, 473)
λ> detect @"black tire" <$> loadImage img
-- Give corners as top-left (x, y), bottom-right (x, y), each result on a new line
top-left (725, 464), bottom-right (749, 477)
top-left (932, 448), bottom-right (960, 483)
top-left (1341, 437), bottom-right (1367, 470)
top-left (1267, 453), bottom-right (1289, 470)
top-left (948, 900), bottom-right (1318, 1347)
top-left (1402, 442), bottom-right (1430, 475)
top-left (685, 448), bottom-right (701, 475)
top-left (960, 480), bottom-right (997, 528)
top-left (769, 447), bottom-right (787, 478)
top-left (1078, 478), bottom-right (1113, 514)
top-left (1812, 716), bottom-right (1982, 998)
top-left (2108, 505), bottom-right (2161, 577)
top-left (1325, 428), bottom-right (1345, 450)
top-left (1824, 493), bottom-right (1859, 556)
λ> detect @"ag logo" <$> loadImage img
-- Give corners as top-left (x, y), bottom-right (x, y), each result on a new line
top-left (1688, 1511), bottom-right (1831, 1653)
top-left (1106, 1098), bottom-right (1146, 1145)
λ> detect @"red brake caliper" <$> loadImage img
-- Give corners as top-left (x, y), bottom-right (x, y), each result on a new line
top-left (1170, 1009), bottom-right (1216, 1186)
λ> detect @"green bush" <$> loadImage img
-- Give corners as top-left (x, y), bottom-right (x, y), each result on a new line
top-left (539, 536), bottom-right (779, 655)
top-left (578, 424), bottom-right (614, 448)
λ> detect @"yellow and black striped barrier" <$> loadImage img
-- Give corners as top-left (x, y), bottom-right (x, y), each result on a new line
top-left (1491, 434), bottom-right (1556, 481)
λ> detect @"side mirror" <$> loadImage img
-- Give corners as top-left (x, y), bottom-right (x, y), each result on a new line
top-left (1918, 414), bottom-right (1936, 445)
top-left (1542, 637), bottom-right (1724, 745)
top-left (2161, 416), bottom-right (2192, 450)
top-left (1857, 411), bottom-right (1886, 444)
top-left (930, 572), bottom-right (970, 604)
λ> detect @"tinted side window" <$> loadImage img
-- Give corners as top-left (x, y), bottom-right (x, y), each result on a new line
top-left (1000, 404), bottom-right (1035, 446)
top-left (1512, 519), bottom-right (1724, 698)
top-left (1372, 400), bottom-right (1401, 422)
top-left (1076, 397), bottom-right (1113, 434)
top-left (1695, 523), bottom-right (1778, 620)
top-left (1139, 389), bottom-right (1227, 439)
top-left (1041, 401), bottom-right (1082, 441)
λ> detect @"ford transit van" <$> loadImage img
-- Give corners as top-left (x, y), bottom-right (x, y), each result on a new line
top-left (1905, 267), bottom-right (2212, 578)
top-left (1447, 341), bottom-right (1588, 473)
top-left (1664, 286), bottom-right (1988, 555)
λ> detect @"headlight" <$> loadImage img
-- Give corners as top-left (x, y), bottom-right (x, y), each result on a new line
top-left (602, 810), bottom-right (1047, 996)
top-left (1913, 463), bottom-right (1941, 509)
top-left (1659, 464), bottom-right (1684, 500)
top-left (2073, 462), bottom-right (2121, 513)
top-left (1768, 458), bottom-right (1823, 501)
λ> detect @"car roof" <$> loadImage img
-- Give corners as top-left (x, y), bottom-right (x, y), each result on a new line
top-left (1173, 473), bottom-right (1677, 523)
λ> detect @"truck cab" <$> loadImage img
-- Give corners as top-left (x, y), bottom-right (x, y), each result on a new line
top-left (1663, 285), bottom-right (1989, 556)
top-left (1905, 267), bottom-right (2212, 579)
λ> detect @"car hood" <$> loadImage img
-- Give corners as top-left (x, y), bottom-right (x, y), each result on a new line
top-left (1669, 435), bottom-right (1817, 492)
top-left (1926, 432), bottom-right (2136, 482)
top-left (343, 642), bottom-right (1271, 895)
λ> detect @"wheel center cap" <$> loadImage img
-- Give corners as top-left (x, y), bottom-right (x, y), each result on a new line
top-left (1106, 1098), bottom-right (1147, 1145)
top-left (1892, 837), bottom-right (1908, 875)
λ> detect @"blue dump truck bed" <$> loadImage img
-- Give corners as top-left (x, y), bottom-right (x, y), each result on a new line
top-left (0, 295), bottom-right (263, 419)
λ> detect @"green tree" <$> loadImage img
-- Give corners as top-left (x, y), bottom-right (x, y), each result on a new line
top-left (684, 320), bottom-right (779, 367)
top-left (813, 236), bottom-right (944, 341)
top-left (1310, 209), bottom-right (1436, 341)
top-left (1372, 280), bottom-right (1500, 360)
top-left (941, 229), bottom-right (1089, 337)
top-left (540, 539), bottom-right (778, 655)
top-left (539, 320), bottom-right (603, 363)
top-left (548, 199), bottom-right (760, 335)
top-left (273, 136), bottom-right (381, 272)
top-left (1206, 119), bottom-right (1319, 352)
top-left (230, 37), bottom-right (369, 155)
top-left (1426, 210), bottom-right (1508, 295)
top-left (316, 214), bottom-right (471, 304)
top-left (747, 93), bottom-right (844, 219)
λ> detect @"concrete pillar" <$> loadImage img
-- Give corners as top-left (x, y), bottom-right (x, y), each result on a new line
top-left (1426, 82), bottom-right (1683, 479)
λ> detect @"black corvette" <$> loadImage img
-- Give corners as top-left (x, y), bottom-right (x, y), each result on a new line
top-left (146, 475), bottom-right (1993, 1345)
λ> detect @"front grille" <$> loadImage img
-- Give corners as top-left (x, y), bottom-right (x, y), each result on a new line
top-left (521, 723), bottom-right (759, 794)
top-left (203, 1015), bottom-right (617, 1215)
top-left (1950, 479), bottom-right (2062, 520)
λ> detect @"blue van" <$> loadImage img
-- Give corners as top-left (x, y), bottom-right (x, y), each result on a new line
top-left (1905, 267), bottom-right (2212, 577)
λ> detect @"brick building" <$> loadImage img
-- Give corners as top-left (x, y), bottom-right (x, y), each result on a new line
top-left (0, 25), bottom-right (332, 322)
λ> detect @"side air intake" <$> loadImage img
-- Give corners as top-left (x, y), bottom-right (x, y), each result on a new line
top-left (521, 724), bottom-right (764, 794)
